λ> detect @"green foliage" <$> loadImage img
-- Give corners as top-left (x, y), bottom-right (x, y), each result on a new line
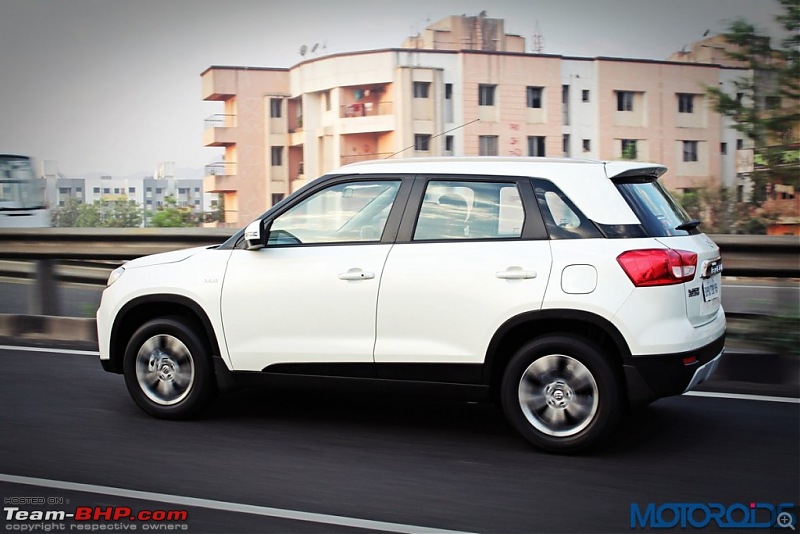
top-left (706, 0), bottom-right (800, 200)
top-left (148, 195), bottom-right (197, 227)
top-left (673, 185), bottom-right (779, 234)
top-left (51, 197), bottom-right (142, 228)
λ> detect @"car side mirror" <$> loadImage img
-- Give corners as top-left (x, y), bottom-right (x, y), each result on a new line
top-left (244, 220), bottom-right (265, 250)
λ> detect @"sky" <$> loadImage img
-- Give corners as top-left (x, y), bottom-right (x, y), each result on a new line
top-left (0, 0), bottom-right (788, 179)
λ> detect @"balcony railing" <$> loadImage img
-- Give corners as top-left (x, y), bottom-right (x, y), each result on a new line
top-left (340, 101), bottom-right (393, 118)
top-left (204, 162), bottom-right (237, 176)
top-left (340, 152), bottom-right (395, 165)
top-left (204, 114), bottom-right (237, 128)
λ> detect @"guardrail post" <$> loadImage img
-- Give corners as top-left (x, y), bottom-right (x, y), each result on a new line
top-left (31, 259), bottom-right (59, 316)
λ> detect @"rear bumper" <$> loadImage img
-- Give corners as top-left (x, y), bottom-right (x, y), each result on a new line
top-left (623, 333), bottom-right (726, 406)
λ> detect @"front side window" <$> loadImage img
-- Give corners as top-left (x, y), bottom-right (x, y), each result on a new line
top-left (414, 180), bottom-right (524, 241)
top-left (269, 180), bottom-right (401, 245)
top-left (479, 84), bottom-right (496, 106)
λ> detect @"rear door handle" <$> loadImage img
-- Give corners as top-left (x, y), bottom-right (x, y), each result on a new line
top-left (496, 267), bottom-right (537, 280)
top-left (338, 268), bottom-right (375, 281)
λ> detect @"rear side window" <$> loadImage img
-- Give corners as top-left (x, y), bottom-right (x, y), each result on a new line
top-left (614, 178), bottom-right (697, 237)
top-left (532, 179), bottom-right (602, 240)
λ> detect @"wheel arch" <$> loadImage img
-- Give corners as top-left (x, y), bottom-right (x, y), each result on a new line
top-left (483, 309), bottom-right (632, 396)
top-left (107, 294), bottom-right (223, 376)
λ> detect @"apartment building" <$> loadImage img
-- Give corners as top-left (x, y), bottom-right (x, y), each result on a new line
top-left (201, 13), bottom-right (745, 227)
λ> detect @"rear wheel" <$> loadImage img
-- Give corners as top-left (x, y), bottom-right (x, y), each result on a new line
top-left (123, 316), bottom-right (216, 419)
top-left (501, 335), bottom-right (621, 453)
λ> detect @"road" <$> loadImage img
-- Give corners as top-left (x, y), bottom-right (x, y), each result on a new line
top-left (0, 346), bottom-right (797, 533)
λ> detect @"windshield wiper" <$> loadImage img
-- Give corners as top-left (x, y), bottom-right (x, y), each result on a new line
top-left (675, 219), bottom-right (701, 231)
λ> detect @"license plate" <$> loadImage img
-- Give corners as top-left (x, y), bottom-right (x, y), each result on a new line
top-left (702, 275), bottom-right (721, 302)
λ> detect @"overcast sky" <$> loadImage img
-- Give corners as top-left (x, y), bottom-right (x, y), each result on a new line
top-left (0, 0), bottom-right (787, 178)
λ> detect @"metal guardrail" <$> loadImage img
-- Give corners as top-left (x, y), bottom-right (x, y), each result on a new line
top-left (0, 229), bottom-right (796, 276)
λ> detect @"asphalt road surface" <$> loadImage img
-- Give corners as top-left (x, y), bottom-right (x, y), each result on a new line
top-left (0, 346), bottom-right (797, 533)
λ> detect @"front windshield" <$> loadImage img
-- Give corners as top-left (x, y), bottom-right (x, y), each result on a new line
top-left (0, 157), bottom-right (45, 210)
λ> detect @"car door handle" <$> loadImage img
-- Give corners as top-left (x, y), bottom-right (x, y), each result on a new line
top-left (338, 269), bottom-right (375, 281)
top-left (496, 267), bottom-right (537, 280)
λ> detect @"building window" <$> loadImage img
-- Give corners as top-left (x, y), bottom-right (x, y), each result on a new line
top-left (114, 188), bottom-right (120, 194)
top-left (563, 134), bottom-right (570, 157)
top-left (93, 187), bottom-right (100, 194)
top-left (194, 187), bottom-right (200, 193)
top-left (58, 187), bottom-right (70, 194)
top-left (445, 135), bottom-right (454, 153)
top-left (582, 139), bottom-right (591, 152)
top-left (621, 139), bottom-right (638, 160)
top-left (526, 86), bottom-right (543, 108)
top-left (178, 188), bottom-right (187, 194)
top-left (128, 187), bottom-right (135, 193)
top-left (527, 136), bottom-right (546, 157)
top-left (616, 90), bottom-right (634, 111)
top-left (413, 82), bottom-right (430, 98)
top-left (479, 135), bottom-right (498, 156)
top-left (271, 146), bottom-right (283, 166)
top-left (721, 142), bottom-right (728, 155)
top-left (736, 139), bottom-right (744, 150)
top-left (445, 83), bottom-right (453, 99)
top-left (103, 188), bottom-right (110, 194)
top-left (479, 84), bottom-right (496, 106)
top-left (271, 193), bottom-right (285, 206)
top-left (270, 98), bottom-right (282, 118)
top-left (156, 188), bottom-right (163, 194)
top-left (581, 90), bottom-right (590, 102)
top-left (414, 134), bottom-right (431, 152)
top-left (678, 93), bottom-right (694, 113)
top-left (683, 140), bottom-right (698, 162)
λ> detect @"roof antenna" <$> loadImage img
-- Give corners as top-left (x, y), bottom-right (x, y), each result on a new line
top-left (385, 118), bottom-right (480, 159)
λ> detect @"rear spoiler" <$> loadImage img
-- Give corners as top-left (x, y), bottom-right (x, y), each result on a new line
top-left (604, 162), bottom-right (667, 180)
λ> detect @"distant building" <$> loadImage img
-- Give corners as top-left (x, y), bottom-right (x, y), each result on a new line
top-left (201, 13), bottom-right (748, 227)
top-left (43, 162), bottom-right (208, 226)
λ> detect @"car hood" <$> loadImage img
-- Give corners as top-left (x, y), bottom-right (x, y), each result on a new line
top-left (124, 246), bottom-right (212, 269)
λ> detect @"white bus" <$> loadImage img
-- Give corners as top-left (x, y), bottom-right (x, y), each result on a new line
top-left (0, 154), bottom-right (49, 227)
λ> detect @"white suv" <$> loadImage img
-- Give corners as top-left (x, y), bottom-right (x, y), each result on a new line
top-left (97, 158), bottom-right (725, 453)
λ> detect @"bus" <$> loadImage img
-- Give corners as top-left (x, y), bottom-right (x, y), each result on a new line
top-left (0, 154), bottom-right (49, 227)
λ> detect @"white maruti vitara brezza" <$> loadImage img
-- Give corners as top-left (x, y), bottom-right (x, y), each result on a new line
top-left (97, 157), bottom-right (725, 453)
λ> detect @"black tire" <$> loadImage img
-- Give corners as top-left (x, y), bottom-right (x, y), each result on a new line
top-left (123, 316), bottom-right (216, 419)
top-left (501, 335), bottom-right (621, 453)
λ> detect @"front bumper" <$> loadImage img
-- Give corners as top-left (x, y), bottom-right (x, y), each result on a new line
top-left (623, 333), bottom-right (726, 406)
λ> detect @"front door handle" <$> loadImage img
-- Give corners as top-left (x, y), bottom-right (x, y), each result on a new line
top-left (496, 267), bottom-right (537, 280)
top-left (338, 268), bottom-right (375, 281)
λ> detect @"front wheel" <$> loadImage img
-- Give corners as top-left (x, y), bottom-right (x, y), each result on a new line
top-left (123, 316), bottom-right (216, 419)
top-left (501, 335), bottom-right (622, 453)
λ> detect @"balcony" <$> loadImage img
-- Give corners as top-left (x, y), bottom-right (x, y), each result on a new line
top-left (201, 68), bottom-right (238, 101)
top-left (204, 162), bottom-right (237, 193)
top-left (203, 114), bottom-right (237, 147)
top-left (339, 102), bottom-right (395, 135)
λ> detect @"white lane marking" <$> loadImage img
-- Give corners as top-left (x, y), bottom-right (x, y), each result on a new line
top-left (684, 391), bottom-right (800, 404)
top-left (0, 344), bottom-right (99, 356)
top-left (0, 473), bottom-right (472, 534)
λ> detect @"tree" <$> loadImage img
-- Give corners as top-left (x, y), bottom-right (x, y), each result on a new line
top-left (149, 195), bottom-right (196, 227)
top-left (51, 197), bottom-right (142, 228)
top-left (707, 0), bottom-right (800, 201)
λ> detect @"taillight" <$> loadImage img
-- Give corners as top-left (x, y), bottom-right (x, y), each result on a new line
top-left (617, 249), bottom-right (697, 287)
